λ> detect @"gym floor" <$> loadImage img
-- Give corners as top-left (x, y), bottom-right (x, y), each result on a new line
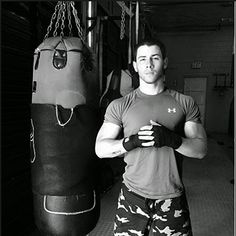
top-left (29, 132), bottom-right (234, 236)
top-left (89, 132), bottom-right (234, 236)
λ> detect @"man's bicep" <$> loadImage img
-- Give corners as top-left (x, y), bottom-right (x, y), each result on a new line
top-left (184, 121), bottom-right (207, 139)
top-left (96, 122), bottom-right (122, 141)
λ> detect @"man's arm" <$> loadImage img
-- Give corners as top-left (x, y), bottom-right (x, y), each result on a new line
top-left (95, 121), bottom-right (156, 158)
top-left (143, 119), bottom-right (207, 159)
top-left (95, 122), bottom-right (127, 158)
top-left (176, 121), bottom-right (207, 159)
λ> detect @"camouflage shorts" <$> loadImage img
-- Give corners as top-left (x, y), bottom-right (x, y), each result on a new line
top-left (114, 184), bottom-right (193, 236)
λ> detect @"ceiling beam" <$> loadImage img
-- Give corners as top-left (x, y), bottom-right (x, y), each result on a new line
top-left (124, 0), bottom-right (233, 5)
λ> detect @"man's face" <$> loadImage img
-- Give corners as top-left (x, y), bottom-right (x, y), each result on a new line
top-left (133, 45), bottom-right (168, 84)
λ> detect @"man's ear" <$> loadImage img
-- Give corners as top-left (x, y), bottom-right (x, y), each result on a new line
top-left (133, 61), bottom-right (138, 72)
top-left (163, 57), bottom-right (168, 70)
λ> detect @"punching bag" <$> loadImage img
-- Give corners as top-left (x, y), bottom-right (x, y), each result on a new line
top-left (30, 36), bottom-right (100, 236)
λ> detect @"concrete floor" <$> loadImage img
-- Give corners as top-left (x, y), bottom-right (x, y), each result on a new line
top-left (89, 133), bottom-right (234, 236)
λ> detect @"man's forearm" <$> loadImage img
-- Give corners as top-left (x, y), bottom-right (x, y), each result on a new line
top-left (95, 138), bottom-right (127, 158)
top-left (176, 137), bottom-right (207, 159)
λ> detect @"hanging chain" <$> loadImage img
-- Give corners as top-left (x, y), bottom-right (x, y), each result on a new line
top-left (60, 2), bottom-right (66, 37)
top-left (67, 2), bottom-right (73, 36)
top-left (120, 1), bottom-right (126, 40)
top-left (44, 1), bottom-right (84, 41)
top-left (44, 2), bottom-right (61, 40)
top-left (53, 2), bottom-right (63, 37)
top-left (71, 1), bottom-right (84, 42)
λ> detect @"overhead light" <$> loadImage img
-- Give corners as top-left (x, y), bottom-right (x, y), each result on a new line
top-left (88, 1), bottom-right (92, 47)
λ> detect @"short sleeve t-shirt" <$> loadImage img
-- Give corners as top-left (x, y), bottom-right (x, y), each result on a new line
top-left (105, 87), bottom-right (201, 199)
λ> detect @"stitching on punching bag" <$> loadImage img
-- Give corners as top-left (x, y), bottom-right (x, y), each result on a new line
top-left (30, 119), bottom-right (36, 163)
top-left (53, 39), bottom-right (67, 69)
top-left (43, 190), bottom-right (96, 215)
top-left (55, 105), bottom-right (74, 127)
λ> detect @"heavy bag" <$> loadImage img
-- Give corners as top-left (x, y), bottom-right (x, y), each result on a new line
top-left (30, 104), bottom-right (99, 195)
top-left (33, 192), bottom-right (99, 236)
top-left (32, 36), bottom-right (93, 108)
top-left (100, 69), bottom-right (133, 100)
top-left (99, 68), bottom-right (122, 111)
top-left (30, 104), bottom-right (100, 236)
top-left (30, 36), bottom-right (100, 236)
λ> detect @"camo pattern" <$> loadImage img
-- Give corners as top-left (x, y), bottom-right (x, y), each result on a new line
top-left (114, 185), bottom-right (192, 236)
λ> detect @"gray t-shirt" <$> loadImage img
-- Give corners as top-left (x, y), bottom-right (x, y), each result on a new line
top-left (105, 87), bottom-right (201, 199)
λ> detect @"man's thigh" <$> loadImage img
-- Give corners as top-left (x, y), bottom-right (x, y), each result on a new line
top-left (151, 194), bottom-right (192, 236)
top-left (114, 188), bottom-right (151, 236)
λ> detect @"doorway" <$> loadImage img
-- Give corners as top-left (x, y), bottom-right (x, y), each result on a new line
top-left (184, 77), bottom-right (207, 125)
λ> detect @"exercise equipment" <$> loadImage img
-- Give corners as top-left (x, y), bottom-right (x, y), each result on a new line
top-left (99, 1), bottom-right (138, 109)
top-left (30, 2), bottom-right (100, 235)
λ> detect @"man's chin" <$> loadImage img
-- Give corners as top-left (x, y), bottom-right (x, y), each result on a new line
top-left (143, 76), bottom-right (161, 84)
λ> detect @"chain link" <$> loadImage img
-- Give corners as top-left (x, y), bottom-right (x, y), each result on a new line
top-left (71, 1), bottom-right (84, 42)
top-left (120, 1), bottom-right (126, 40)
top-left (67, 2), bottom-right (73, 36)
top-left (44, 2), bottom-right (61, 39)
top-left (60, 2), bottom-right (66, 37)
top-left (53, 2), bottom-right (63, 37)
top-left (44, 1), bottom-right (84, 40)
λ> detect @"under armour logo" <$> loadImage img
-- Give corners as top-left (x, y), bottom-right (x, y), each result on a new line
top-left (168, 108), bottom-right (176, 113)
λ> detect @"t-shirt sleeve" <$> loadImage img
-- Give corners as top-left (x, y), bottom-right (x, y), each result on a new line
top-left (185, 96), bottom-right (202, 123)
top-left (104, 99), bottom-right (123, 127)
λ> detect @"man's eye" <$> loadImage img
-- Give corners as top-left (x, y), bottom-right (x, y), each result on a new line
top-left (153, 57), bottom-right (159, 60)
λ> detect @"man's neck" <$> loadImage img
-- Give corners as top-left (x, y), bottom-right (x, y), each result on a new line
top-left (139, 79), bottom-right (165, 95)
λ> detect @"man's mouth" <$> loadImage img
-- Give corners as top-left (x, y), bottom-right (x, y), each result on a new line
top-left (145, 71), bottom-right (155, 75)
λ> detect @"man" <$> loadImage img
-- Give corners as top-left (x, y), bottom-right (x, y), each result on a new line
top-left (95, 39), bottom-right (207, 236)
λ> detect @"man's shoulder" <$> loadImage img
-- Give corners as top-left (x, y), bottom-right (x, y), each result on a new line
top-left (166, 88), bottom-right (194, 103)
top-left (110, 89), bottom-right (138, 105)
top-left (106, 89), bottom-right (138, 115)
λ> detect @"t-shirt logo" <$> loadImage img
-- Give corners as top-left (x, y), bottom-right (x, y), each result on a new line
top-left (168, 108), bottom-right (176, 113)
top-left (124, 137), bottom-right (130, 142)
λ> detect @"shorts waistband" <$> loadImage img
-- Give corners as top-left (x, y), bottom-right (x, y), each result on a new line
top-left (121, 183), bottom-right (164, 214)
top-left (122, 183), bottom-right (149, 201)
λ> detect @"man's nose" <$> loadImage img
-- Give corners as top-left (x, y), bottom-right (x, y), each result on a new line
top-left (146, 58), bottom-right (154, 68)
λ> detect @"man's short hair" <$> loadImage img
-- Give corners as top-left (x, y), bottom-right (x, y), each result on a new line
top-left (133, 38), bottom-right (167, 61)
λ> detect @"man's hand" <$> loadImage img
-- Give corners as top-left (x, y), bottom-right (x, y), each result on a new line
top-left (122, 125), bottom-right (155, 151)
top-left (148, 120), bottom-right (182, 149)
top-left (122, 120), bottom-right (182, 152)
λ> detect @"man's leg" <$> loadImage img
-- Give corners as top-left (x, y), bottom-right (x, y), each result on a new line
top-left (151, 194), bottom-right (192, 236)
top-left (114, 186), bottom-right (151, 236)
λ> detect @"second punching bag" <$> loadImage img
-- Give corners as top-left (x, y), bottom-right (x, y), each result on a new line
top-left (30, 35), bottom-right (100, 236)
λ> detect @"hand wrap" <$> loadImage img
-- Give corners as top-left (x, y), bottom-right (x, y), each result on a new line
top-left (122, 134), bottom-right (148, 152)
top-left (151, 125), bottom-right (182, 149)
